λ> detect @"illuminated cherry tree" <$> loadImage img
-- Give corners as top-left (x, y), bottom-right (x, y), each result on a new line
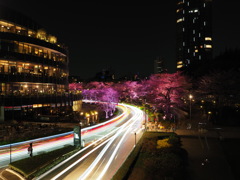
top-left (70, 72), bottom-right (190, 121)
top-left (82, 85), bottom-right (119, 118)
top-left (69, 82), bottom-right (83, 92)
top-left (145, 72), bottom-right (191, 120)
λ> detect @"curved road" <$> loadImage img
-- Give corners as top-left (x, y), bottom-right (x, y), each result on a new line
top-left (38, 104), bottom-right (144, 180)
top-left (0, 103), bottom-right (145, 180)
top-left (0, 103), bottom-right (128, 168)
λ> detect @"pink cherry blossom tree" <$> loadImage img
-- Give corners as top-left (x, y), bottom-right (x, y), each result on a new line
top-left (145, 72), bottom-right (191, 120)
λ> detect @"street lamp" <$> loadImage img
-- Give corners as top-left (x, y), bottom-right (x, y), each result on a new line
top-left (144, 98), bottom-right (147, 131)
top-left (134, 132), bottom-right (136, 146)
top-left (79, 122), bottom-right (82, 147)
top-left (189, 94), bottom-right (193, 121)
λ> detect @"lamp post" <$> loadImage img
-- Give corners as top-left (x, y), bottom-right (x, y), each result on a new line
top-left (134, 132), bottom-right (136, 146)
top-left (10, 143), bottom-right (12, 163)
top-left (79, 122), bottom-right (82, 147)
top-left (144, 98), bottom-right (147, 131)
top-left (189, 94), bottom-right (193, 121)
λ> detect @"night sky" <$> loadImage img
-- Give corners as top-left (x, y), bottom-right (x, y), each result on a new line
top-left (1, 1), bottom-right (240, 79)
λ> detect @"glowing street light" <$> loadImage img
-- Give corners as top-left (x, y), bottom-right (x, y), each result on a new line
top-left (189, 94), bottom-right (193, 121)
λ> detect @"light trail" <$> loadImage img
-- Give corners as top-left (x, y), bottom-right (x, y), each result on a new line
top-left (97, 106), bottom-right (143, 180)
top-left (36, 103), bottom-right (132, 180)
top-left (77, 105), bottom-right (143, 180)
top-left (0, 102), bottom-right (129, 168)
top-left (42, 126), bottom-right (121, 180)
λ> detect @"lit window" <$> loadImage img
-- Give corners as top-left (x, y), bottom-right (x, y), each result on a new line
top-left (204, 21), bottom-right (206, 26)
top-left (177, 18), bottom-right (183, 23)
top-left (177, 65), bottom-right (183, 69)
top-left (205, 44), bottom-right (212, 48)
top-left (177, 1), bottom-right (184, 5)
top-left (177, 61), bottom-right (183, 65)
top-left (176, 9), bottom-right (182, 13)
top-left (205, 37), bottom-right (212, 41)
top-left (195, 49), bottom-right (198, 52)
top-left (183, 42), bottom-right (185, 46)
top-left (183, 28), bottom-right (185, 32)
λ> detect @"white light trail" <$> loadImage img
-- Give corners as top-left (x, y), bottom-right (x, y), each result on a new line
top-left (36, 103), bottom-right (144, 180)
top-left (77, 105), bottom-right (143, 180)
top-left (97, 107), bottom-right (143, 180)
top-left (38, 127), bottom-right (119, 180)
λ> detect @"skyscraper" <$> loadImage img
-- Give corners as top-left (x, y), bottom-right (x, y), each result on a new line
top-left (154, 57), bottom-right (165, 74)
top-left (176, 0), bottom-right (212, 70)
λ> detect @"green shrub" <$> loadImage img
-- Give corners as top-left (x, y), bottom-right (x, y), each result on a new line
top-left (167, 134), bottom-right (181, 147)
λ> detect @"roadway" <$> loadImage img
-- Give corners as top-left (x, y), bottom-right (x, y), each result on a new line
top-left (37, 104), bottom-right (144, 180)
top-left (0, 103), bottom-right (129, 168)
top-left (0, 103), bottom-right (145, 180)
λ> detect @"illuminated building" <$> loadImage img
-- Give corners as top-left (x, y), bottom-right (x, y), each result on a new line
top-left (176, 0), bottom-right (213, 70)
top-left (154, 57), bottom-right (166, 74)
top-left (0, 6), bottom-right (79, 121)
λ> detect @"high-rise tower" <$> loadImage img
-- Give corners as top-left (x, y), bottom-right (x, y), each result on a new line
top-left (176, 0), bottom-right (212, 70)
top-left (154, 57), bottom-right (165, 74)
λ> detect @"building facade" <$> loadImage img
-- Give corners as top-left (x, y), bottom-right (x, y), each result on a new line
top-left (0, 6), bottom-right (80, 121)
top-left (154, 57), bottom-right (165, 74)
top-left (176, 0), bottom-right (213, 70)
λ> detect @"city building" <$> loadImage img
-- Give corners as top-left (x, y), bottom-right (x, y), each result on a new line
top-left (0, 6), bottom-right (81, 122)
top-left (154, 57), bottom-right (166, 74)
top-left (176, 0), bottom-right (213, 70)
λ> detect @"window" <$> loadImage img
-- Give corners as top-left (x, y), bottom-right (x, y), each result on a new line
top-left (205, 44), bottom-right (212, 48)
top-left (176, 9), bottom-right (182, 13)
top-left (177, 18), bottom-right (183, 23)
top-left (177, 65), bottom-right (183, 69)
top-left (205, 37), bottom-right (212, 41)
top-left (177, 1), bottom-right (184, 5)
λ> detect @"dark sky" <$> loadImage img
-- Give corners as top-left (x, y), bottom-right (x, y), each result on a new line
top-left (1, 1), bottom-right (240, 79)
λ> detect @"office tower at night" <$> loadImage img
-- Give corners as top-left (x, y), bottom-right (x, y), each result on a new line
top-left (154, 57), bottom-right (165, 74)
top-left (176, 0), bottom-right (213, 70)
